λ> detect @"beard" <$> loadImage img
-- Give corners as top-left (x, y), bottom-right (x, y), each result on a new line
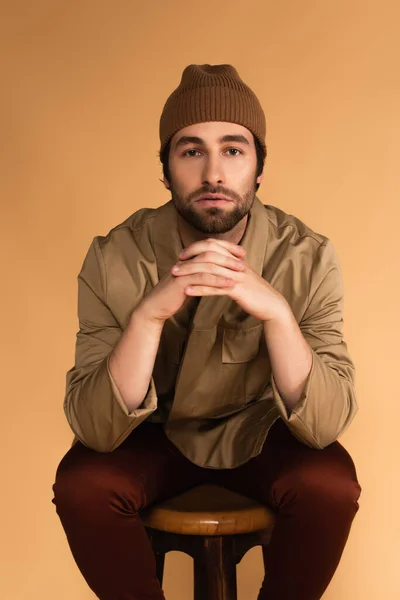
top-left (170, 180), bottom-right (257, 234)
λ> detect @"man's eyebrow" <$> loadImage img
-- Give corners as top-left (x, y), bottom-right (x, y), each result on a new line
top-left (174, 134), bottom-right (251, 149)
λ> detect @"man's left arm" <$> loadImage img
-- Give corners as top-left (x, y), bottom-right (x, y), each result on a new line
top-left (266, 238), bottom-right (358, 449)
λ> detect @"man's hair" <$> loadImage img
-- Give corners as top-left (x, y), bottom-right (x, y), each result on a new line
top-left (159, 134), bottom-right (266, 192)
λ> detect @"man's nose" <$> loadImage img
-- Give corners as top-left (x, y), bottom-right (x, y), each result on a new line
top-left (201, 156), bottom-right (225, 187)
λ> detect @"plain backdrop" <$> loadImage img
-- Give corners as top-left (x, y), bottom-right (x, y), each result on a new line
top-left (1, 1), bottom-right (399, 598)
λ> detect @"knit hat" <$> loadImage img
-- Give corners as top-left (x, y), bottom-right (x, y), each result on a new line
top-left (159, 64), bottom-right (266, 158)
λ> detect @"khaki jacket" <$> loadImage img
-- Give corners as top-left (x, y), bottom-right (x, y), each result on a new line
top-left (64, 197), bottom-right (357, 468)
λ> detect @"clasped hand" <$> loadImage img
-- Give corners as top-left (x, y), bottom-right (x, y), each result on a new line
top-left (171, 238), bottom-right (288, 323)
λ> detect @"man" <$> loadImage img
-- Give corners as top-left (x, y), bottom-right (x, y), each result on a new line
top-left (52, 64), bottom-right (361, 600)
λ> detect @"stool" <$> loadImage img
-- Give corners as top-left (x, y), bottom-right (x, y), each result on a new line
top-left (142, 484), bottom-right (275, 600)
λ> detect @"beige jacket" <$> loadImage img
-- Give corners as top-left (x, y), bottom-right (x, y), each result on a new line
top-left (64, 197), bottom-right (357, 468)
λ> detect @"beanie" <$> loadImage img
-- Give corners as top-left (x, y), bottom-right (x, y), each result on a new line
top-left (159, 64), bottom-right (266, 158)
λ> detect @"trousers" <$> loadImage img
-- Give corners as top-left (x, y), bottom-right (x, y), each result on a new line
top-left (52, 419), bottom-right (361, 600)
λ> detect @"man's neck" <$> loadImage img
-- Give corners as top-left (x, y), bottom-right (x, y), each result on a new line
top-left (177, 213), bottom-right (249, 249)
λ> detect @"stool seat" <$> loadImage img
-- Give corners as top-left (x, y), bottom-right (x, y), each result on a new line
top-left (143, 485), bottom-right (275, 599)
top-left (142, 484), bottom-right (275, 536)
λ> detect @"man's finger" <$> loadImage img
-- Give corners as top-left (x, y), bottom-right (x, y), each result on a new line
top-left (185, 285), bottom-right (232, 296)
top-left (179, 238), bottom-right (246, 260)
top-left (172, 261), bottom-right (245, 281)
top-left (173, 253), bottom-right (245, 272)
top-left (210, 238), bottom-right (246, 254)
top-left (175, 272), bottom-right (235, 289)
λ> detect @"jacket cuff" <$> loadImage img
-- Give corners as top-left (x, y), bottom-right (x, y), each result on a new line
top-left (106, 354), bottom-right (158, 418)
top-left (271, 351), bottom-right (324, 449)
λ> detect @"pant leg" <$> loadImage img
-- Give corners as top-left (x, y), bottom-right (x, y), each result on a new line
top-left (52, 422), bottom-right (208, 600)
top-left (215, 419), bottom-right (361, 600)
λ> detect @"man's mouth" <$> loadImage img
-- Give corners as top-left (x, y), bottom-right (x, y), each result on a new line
top-left (196, 194), bottom-right (233, 205)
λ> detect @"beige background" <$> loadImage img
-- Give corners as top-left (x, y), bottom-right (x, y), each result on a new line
top-left (1, 1), bottom-right (399, 598)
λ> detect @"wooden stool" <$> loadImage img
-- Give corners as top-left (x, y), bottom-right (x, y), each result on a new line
top-left (142, 484), bottom-right (275, 600)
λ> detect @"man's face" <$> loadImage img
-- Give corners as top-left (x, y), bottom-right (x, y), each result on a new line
top-left (164, 122), bottom-right (264, 234)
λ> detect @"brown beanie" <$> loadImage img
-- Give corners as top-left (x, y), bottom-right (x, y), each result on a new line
top-left (159, 64), bottom-right (266, 158)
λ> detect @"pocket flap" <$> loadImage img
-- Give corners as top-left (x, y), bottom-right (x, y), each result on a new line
top-left (222, 324), bottom-right (263, 363)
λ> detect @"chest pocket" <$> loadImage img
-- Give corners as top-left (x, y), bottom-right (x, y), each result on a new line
top-left (222, 324), bottom-right (263, 363)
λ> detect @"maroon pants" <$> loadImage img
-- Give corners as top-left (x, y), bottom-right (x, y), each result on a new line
top-left (52, 419), bottom-right (361, 600)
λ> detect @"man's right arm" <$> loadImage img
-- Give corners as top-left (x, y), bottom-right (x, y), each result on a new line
top-left (64, 238), bottom-right (160, 452)
top-left (108, 308), bottom-right (164, 412)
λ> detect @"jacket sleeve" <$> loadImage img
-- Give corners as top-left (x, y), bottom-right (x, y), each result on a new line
top-left (64, 237), bottom-right (158, 452)
top-left (271, 238), bottom-right (358, 448)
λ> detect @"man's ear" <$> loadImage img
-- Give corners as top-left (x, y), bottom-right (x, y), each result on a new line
top-left (256, 169), bottom-right (264, 185)
top-left (161, 174), bottom-right (171, 189)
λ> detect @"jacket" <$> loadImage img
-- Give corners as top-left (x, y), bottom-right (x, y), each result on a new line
top-left (64, 196), bottom-right (358, 468)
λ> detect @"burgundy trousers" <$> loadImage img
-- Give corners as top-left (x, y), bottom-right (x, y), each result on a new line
top-left (52, 419), bottom-right (361, 600)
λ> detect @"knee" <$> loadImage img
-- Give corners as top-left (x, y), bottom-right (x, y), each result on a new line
top-left (52, 447), bottom-right (144, 518)
top-left (298, 467), bottom-right (361, 510)
top-left (278, 454), bottom-right (361, 516)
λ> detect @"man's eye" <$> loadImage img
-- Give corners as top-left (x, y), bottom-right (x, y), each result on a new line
top-left (226, 148), bottom-right (242, 156)
top-left (184, 149), bottom-right (201, 157)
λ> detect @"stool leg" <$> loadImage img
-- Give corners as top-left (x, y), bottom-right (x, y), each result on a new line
top-left (154, 550), bottom-right (165, 586)
top-left (193, 536), bottom-right (237, 600)
top-left (145, 528), bottom-right (165, 587)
